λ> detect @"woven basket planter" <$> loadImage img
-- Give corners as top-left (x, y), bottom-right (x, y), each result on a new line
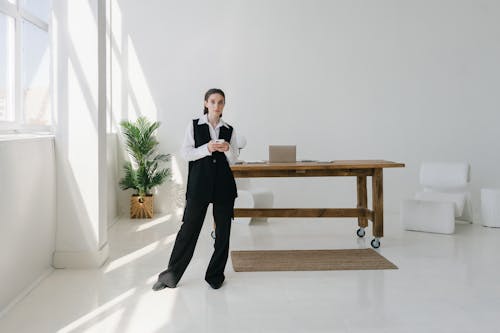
top-left (130, 194), bottom-right (154, 219)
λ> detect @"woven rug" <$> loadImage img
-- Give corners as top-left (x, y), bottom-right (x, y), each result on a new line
top-left (231, 248), bottom-right (398, 272)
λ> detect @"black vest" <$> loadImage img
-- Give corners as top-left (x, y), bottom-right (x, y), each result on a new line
top-left (185, 119), bottom-right (238, 203)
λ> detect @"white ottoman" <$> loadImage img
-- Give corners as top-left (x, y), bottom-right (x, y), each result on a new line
top-left (481, 188), bottom-right (500, 228)
top-left (401, 199), bottom-right (455, 234)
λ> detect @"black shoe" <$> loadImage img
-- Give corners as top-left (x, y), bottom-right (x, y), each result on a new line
top-left (152, 281), bottom-right (167, 291)
top-left (208, 280), bottom-right (224, 289)
top-left (152, 279), bottom-right (177, 291)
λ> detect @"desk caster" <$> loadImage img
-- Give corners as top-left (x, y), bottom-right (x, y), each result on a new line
top-left (371, 238), bottom-right (381, 249)
top-left (211, 230), bottom-right (216, 239)
top-left (356, 228), bottom-right (366, 237)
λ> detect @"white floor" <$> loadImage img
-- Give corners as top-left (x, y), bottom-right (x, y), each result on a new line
top-left (1, 211), bottom-right (499, 333)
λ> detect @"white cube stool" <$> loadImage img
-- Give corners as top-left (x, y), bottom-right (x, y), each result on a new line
top-left (481, 188), bottom-right (500, 228)
top-left (401, 200), bottom-right (456, 234)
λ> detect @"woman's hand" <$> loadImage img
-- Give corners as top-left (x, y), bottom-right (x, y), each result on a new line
top-left (208, 140), bottom-right (230, 152)
top-left (207, 140), bottom-right (220, 152)
top-left (216, 142), bottom-right (230, 152)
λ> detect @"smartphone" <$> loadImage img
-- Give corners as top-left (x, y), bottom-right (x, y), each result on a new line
top-left (215, 139), bottom-right (225, 143)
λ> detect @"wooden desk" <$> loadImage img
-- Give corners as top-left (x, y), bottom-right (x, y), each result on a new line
top-left (230, 160), bottom-right (405, 248)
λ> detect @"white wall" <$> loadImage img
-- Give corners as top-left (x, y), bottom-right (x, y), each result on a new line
top-left (111, 0), bottom-right (500, 221)
top-left (0, 137), bottom-right (56, 315)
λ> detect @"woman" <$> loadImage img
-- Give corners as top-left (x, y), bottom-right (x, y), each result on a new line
top-left (153, 88), bottom-right (239, 290)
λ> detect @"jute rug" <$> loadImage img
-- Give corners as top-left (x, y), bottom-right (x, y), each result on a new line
top-left (231, 248), bottom-right (398, 272)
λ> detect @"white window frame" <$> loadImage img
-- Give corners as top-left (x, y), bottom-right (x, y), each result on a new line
top-left (0, 0), bottom-right (51, 133)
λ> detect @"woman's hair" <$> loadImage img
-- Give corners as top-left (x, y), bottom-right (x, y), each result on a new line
top-left (203, 88), bottom-right (225, 115)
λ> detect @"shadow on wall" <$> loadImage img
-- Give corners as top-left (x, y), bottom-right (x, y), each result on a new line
top-left (106, 0), bottom-right (186, 221)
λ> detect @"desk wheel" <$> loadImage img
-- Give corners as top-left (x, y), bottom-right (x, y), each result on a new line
top-left (371, 238), bottom-right (381, 249)
top-left (356, 228), bottom-right (366, 237)
top-left (211, 230), bottom-right (216, 239)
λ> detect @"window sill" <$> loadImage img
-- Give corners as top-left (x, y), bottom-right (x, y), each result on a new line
top-left (0, 132), bottom-right (55, 142)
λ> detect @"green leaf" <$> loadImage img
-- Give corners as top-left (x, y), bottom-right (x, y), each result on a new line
top-left (119, 117), bottom-right (171, 195)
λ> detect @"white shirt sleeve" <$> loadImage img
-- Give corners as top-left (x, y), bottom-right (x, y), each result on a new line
top-left (180, 120), bottom-right (212, 161)
top-left (224, 127), bottom-right (239, 165)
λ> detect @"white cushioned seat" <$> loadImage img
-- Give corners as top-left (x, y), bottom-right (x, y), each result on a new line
top-left (415, 191), bottom-right (466, 217)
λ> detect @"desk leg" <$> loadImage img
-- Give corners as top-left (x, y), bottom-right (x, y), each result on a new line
top-left (372, 169), bottom-right (384, 238)
top-left (357, 176), bottom-right (368, 228)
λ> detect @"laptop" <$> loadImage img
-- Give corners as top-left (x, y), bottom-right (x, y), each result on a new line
top-left (269, 145), bottom-right (296, 163)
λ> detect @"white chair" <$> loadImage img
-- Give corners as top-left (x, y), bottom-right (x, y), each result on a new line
top-left (401, 162), bottom-right (472, 234)
top-left (232, 135), bottom-right (274, 224)
top-left (234, 178), bottom-right (274, 224)
top-left (211, 135), bottom-right (274, 239)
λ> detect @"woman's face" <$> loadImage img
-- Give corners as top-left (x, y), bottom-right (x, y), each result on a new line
top-left (205, 93), bottom-right (225, 117)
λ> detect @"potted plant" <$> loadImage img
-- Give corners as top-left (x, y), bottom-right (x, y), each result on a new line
top-left (119, 116), bottom-right (171, 218)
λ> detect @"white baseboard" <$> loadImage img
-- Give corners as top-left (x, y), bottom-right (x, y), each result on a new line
top-left (0, 267), bottom-right (54, 319)
top-left (52, 242), bottom-right (110, 269)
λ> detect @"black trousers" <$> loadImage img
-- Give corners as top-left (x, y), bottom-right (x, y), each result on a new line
top-left (158, 198), bottom-right (234, 286)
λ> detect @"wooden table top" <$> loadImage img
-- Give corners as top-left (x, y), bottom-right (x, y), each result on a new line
top-left (230, 160), bottom-right (405, 171)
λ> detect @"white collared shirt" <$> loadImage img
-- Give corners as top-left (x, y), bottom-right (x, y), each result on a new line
top-left (180, 114), bottom-right (239, 165)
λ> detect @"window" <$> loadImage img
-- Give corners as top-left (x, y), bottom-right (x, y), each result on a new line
top-left (0, 0), bottom-right (51, 131)
top-left (22, 21), bottom-right (49, 125)
top-left (0, 12), bottom-right (14, 122)
top-left (22, 0), bottom-right (51, 22)
top-left (0, 15), bottom-right (4, 121)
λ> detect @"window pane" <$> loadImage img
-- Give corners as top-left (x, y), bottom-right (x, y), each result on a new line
top-left (22, 0), bottom-right (51, 22)
top-left (22, 20), bottom-right (50, 126)
top-left (0, 13), bottom-right (14, 122)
